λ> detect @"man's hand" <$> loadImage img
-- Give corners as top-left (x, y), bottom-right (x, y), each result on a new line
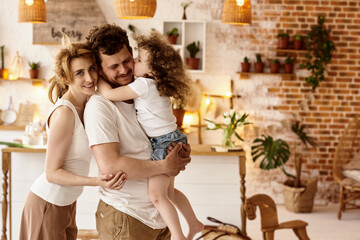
top-left (163, 142), bottom-right (191, 176)
top-left (96, 171), bottom-right (126, 190)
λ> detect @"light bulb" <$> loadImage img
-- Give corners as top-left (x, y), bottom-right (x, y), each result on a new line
top-left (205, 97), bottom-right (211, 105)
top-left (225, 92), bottom-right (232, 98)
top-left (236, 0), bottom-right (244, 7)
top-left (25, 0), bottom-right (34, 6)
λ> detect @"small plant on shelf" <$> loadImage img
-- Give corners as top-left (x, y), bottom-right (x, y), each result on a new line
top-left (254, 53), bottom-right (264, 73)
top-left (294, 34), bottom-right (303, 50)
top-left (300, 15), bottom-right (336, 90)
top-left (166, 28), bottom-right (179, 45)
top-left (270, 59), bottom-right (280, 73)
top-left (186, 41), bottom-right (200, 70)
top-left (277, 33), bottom-right (290, 49)
top-left (284, 56), bottom-right (296, 73)
top-left (241, 56), bottom-right (251, 73)
top-left (28, 61), bottom-right (40, 79)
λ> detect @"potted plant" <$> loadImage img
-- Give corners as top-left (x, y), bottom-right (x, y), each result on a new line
top-left (205, 109), bottom-right (251, 148)
top-left (166, 28), bottom-right (179, 45)
top-left (254, 53), bottom-right (264, 73)
top-left (251, 120), bottom-right (318, 213)
top-left (270, 59), bottom-right (280, 73)
top-left (277, 33), bottom-right (290, 49)
top-left (28, 61), bottom-right (40, 79)
top-left (299, 15), bottom-right (336, 90)
top-left (186, 41), bottom-right (200, 70)
top-left (241, 56), bottom-right (251, 73)
top-left (284, 56), bottom-right (296, 74)
top-left (171, 97), bottom-right (186, 128)
top-left (294, 34), bottom-right (303, 50)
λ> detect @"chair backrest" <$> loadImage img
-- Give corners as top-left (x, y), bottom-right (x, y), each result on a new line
top-left (333, 117), bottom-right (360, 183)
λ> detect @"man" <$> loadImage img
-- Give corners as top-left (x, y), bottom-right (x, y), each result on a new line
top-left (84, 23), bottom-right (191, 240)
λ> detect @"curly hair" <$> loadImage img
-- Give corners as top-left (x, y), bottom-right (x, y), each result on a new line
top-left (134, 31), bottom-right (191, 104)
top-left (48, 38), bottom-right (96, 104)
top-left (85, 23), bottom-right (131, 67)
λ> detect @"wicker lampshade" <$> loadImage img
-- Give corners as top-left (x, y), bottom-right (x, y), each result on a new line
top-left (18, 0), bottom-right (46, 23)
top-left (222, 0), bottom-right (251, 25)
top-left (114, 0), bottom-right (156, 19)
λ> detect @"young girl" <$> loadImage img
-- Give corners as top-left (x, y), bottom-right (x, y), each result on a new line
top-left (97, 31), bottom-right (203, 240)
top-left (19, 37), bottom-right (126, 240)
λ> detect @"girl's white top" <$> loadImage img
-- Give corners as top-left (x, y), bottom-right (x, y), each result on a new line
top-left (31, 98), bottom-right (91, 206)
top-left (128, 77), bottom-right (177, 137)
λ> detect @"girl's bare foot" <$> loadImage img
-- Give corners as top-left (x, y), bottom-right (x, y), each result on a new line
top-left (187, 221), bottom-right (204, 240)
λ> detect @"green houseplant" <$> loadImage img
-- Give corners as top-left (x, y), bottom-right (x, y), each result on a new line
top-left (241, 56), bottom-right (251, 73)
top-left (251, 121), bottom-right (318, 212)
top-left (254, 53), bottom-right (264, 73)
top-left (284, 56), bottom-right (296, 73)
top-left (294, 34), bottom-right (303, 50)
top-left (186, 41), bottom-right (200, 70)
top-left (277, 33), bottom-right (290, 49)
top-left (270, 59), bottom-right (280, 73)
top-left (299, 15), bottom-right (336, 90)
top-left (28, 61), bottom-right (40, 79)
top-left (166, 28), bottom-right (179, 45)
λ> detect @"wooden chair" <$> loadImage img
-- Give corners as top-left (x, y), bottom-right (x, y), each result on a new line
top-left (333, 117), bottom-right (360, 219)
top-left (77, 229), bottom-right (98, 240)
top-left (245, 194), bottom-right (310, 240)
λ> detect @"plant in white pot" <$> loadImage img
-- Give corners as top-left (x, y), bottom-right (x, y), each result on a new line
top-left (251, 120), bottom-right (318, 213)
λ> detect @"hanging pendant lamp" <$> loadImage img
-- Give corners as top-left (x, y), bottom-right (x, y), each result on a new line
top-left (222, 0), bottom-right (251, 25)
top-left (114, 0), bottom-right (157, 19)
top-left (18, 0), bottom-right (46, 23)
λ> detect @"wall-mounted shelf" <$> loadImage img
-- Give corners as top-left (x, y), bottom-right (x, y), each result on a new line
top-left (0, 78), bottom-right (45, 86)
top-left (0, 125), bottom-right (25, 131)
top-left (163, 20), bottom-right (206, 73)
top-left (273, 48), bottom-right (307, 56)
top-left (237, 72), bottom-right (295, 80)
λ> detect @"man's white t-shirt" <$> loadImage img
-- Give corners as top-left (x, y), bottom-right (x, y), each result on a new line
top-left (84, 92), bottom-right (166, 229)
top-left (128, 77), bottom-right (177, 137)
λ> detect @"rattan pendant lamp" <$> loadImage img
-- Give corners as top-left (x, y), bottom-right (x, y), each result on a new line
top-left (114, 0), bottom-right (157, 19)
top-left (18, 0), bottom-right (46, 23)
top-left (222, 0), bottom-right (251, 25)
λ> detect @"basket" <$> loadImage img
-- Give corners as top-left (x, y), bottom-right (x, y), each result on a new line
top-left (18, 0), bottom-right (46, 23)
top-left (114, 0), bottom-right (156, 19)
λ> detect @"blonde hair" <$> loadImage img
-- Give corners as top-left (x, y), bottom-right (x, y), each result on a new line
top-left (48, 35), bottom-right (96, 104)
top-left (133, 31), bottom-right (191, 105)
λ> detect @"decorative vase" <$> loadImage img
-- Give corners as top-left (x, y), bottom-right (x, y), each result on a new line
top-left (172, 109), bottom-right (186, 128)
top-left (222, 129), bottom-right (235, 148)
top-left (182, 7), bottom-right (187, 20)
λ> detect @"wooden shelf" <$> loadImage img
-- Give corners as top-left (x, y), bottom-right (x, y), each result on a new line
top-left (0, 125), bottom-right (25, 131)
top-left (0, 78), bottom-right (45, 86)
top-left (273, 48), bottom-right (307, 56)
top-left (237, 72), bottom-right (295, 80)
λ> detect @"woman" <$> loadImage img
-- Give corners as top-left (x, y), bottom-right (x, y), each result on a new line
top-left (19, 37), bottom-right (126, 240)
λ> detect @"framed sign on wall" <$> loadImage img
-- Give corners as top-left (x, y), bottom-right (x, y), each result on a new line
top-left (33, 0), bottom-right (107, 45)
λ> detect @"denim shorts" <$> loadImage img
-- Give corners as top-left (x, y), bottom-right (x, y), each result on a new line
top-left (149, 129), bottom-right (188, 161)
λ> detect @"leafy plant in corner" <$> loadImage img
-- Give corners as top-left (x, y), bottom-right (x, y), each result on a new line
top-left (299, 15), bottom-right (336, 90)
top-left (251, 121), bottom-right (317, 188)
top-left (186, 41), bottom-right (200, 58)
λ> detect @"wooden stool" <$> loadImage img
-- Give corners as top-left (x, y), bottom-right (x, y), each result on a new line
top-left (77, 229), bottom-right (99, 240)
top-left (245, 194), bottom-right (310, 240)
